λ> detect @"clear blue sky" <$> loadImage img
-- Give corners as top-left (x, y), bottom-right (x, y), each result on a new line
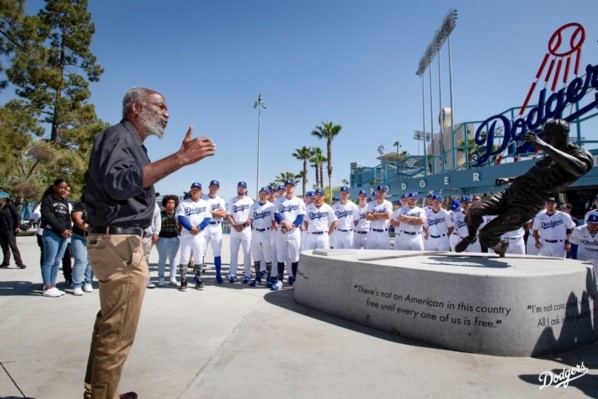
top-left (10, 0), bottom-right (598, 201)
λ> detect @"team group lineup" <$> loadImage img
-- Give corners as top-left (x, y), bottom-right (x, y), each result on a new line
top-left (147, 177), bottom-right (598, 292)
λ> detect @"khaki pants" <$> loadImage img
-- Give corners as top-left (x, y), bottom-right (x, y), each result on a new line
top-left (84, 233), bottom-right (149, 399)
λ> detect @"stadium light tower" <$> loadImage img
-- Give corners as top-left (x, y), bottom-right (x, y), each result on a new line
top-left (415, 8), bottom-right (458, 174)
top-left (254, 93), bottom-right (267, 198)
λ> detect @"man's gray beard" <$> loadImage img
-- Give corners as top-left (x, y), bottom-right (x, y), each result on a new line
top-left (139, 108), bottom-right (165, 139)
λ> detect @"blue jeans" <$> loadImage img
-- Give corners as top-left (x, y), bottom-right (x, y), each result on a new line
top-left (41, 230), bottom-right (69, 286)
top-left (71, 233), bottom-right (94, 288)
top-left (156, 236), bottom-right (180, 280)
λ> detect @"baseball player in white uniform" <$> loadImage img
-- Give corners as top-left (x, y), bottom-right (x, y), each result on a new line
top-left (248, 187), bottom-right (275, 287)
top-left (423, 194), bottom-right (454, 251)
top-left (570, 213), bottom-right (598, 269)
top-left (332, 186), bottom-right (358, 249)
top-left (532, 197), bottom-right (575, 258)
top-left (176, 182), bottom-right (212, 291)
top-left (353, 190), bottom-right (370, 249)
top-left (500, 226), bottom-right (526, 255)
top-left (202, 179), bottom-right (226, 284)
top-left (449, 196), bottom-right (471, 252)
top-left (271, 179), bottom-right (306, 291)
top-left (584, 194), bottom-right (598, 223)
top-left (304, 188), bottom-right (337, 250)
top-left (226, 181), bottom-right (255, 283)
top-left (392, 192), bottom-right (426, 251)
top-left (365, 185), bottom-right (393, 250)
top-left (525, 215), bottom-right (542, 256)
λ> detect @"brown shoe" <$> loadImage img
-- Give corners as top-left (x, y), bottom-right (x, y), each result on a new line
top-left (492, 240), bottom-right (510, 258)
top-left (120, 392), bottom-right (138, 399)
top-left (18, 264), bottom-right (27, 269)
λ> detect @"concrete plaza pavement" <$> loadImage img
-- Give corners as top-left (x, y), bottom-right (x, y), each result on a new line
top-left (2, 235), bottom-right (598, 398)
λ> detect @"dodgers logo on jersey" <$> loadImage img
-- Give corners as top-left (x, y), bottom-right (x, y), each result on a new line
top-left (185, 206), bottom-right (207, 215)
top-left (541, 219), bottom-right (564, 229)
top-left (279, 204), bottom-right (299, 213)
top-left (335, 210), bottom-right (353, 219)
top-left (309, 211), bottom-right (329, 220)
top-left (427, 217), bottom-right (444, 227)
top-left (233, 204), bottom-right (251, 213)
top-left (253, 210), bottom-right (272, 220)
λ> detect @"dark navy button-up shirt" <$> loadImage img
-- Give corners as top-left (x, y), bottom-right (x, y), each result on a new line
top-left (85, 120), bottom-right (156, 229)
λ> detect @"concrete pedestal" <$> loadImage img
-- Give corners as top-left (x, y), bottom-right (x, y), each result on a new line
top-left (293, 249), bottom-right (598, 356)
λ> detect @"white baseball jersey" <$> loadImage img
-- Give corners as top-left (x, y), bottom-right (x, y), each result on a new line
top-left (425, 209), bottom-right (453, 236)
top-left (366, 200), bottom-right (393, 230)
top-left (532, 211), bottom-right (574, 241)
top-left (176, 197), bottom-right (211, 264)
top-left (203, 193), bottom-right (226, 257)
top-left (332, 201), bottom-right (359, 231)
top-left (227, 196), bottom-right (254, 224)
top-left (203, 194), bottom-right (226, 221)
top-left (393, 206), bottom-right (426, 234)
top-left (305, 203), bottom-right (337, 233)
top-left (570, 225), bottom-right (598, 263)
top-left (355, 203), bottom-right (370, 232)
top-left (275, 195), bottom-right (306, 265)
top-left (249, 201), bottom-right (275, 230)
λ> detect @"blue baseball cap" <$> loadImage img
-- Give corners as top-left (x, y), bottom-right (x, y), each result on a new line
top-left (305, 191), bottom-right (315, 198)
top-left (426, 193), bottom-right (434, 198)
top-left (340, 186), bottom-right (350, 192)
top-left (358, 190), bottom-right (368, 196)
top-left (209, 180), bottom-right (220, 187)
top-left (450, 199), bottom-right (460, 211)
top-left (190, 182), bottom-right (202, 189)
top-left (406, 192), bottom-right (418, 198)
top-left (284, 179), bottom-right (295, 186)
top-left (314, 189), bottom-right (325, 196)
top-left (376, 185), bottom-right (389, 192)
top-left (460, 195), bottom-right (472, 203)
top-left (277, 184), bottom-right (285, 191)
top-left (237, 181), bottom-right (247, 188)
top-left (400, 193), bottom-right (407, 199)
top-left (259, 186), bottom-right (269, 193)
top-left (588, 214), bottom-right (598, 224)
top-left (432, 194), bottom-right (443, 201)
top-left (0, 191), bottom-right (9, 199)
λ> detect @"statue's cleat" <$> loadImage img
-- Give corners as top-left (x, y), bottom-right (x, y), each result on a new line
top-left (455, 236), bottom-right (475, 253)
top-left (492, 240), bottom-right (509, 258)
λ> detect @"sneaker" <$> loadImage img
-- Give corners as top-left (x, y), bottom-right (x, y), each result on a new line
top-left (83, 284), bottom-right (93, 293)
top-left (259, 270), bottom-right (267, 279)
top-left (249, 279), bottom-right (259, 287)
top-left (229, 275), bottom-right (237, 283)
top-left (216, 275), bottom-right (223, 284)
top-left (147, 281), bottom-right (156, 289)
top-left (271, 280), bottom-right (283, 291)
top-left (242, 276), bottom-right (251, 284)
top-left (157, 279), bottom-right (165, 287)
top-left (179, 282), bottom-right (187, 292)
top-left (56, 288), bottom-right (66, 296)
top-left (195, 280), bottom-right (204, 290)
top-left (43, 287), bottom-right (61, 298)
top-left (266, 277), bottom-right (276, 288)
top-left (73, 287), bottom-right (83, 296)
top-left (169, 279), bottom-right (178, 286)
top-left (288, 276), bottom-right (296, 286)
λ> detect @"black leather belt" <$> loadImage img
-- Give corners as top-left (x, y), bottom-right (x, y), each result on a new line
top-left (401, 231), bottom-right (419, 235)
top-left (310, 231), bottom-right (325, 235)
top-left (356, 231), bottom-right (368, 234)
top-left (430, 234), bottom-right (446, 238)
top-left (209, 221), bottom-right (221, 225)
top-left (88, 226), bottom-right (144, 237)
top-left (544, 239), bottom-right (562, 243)
top-left (371, 228), bottom-right (387, 233)
top-left (255, 228), bottom-right (270, 232)
top-left (337, 229), bottom-right (352, 232)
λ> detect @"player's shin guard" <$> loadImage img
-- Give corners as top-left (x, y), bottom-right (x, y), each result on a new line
top-left (266, 262), bottom-right (272, 279)
top-left (253, 261), bottom-right (261, 282)
top-left (291, 261), bottom-right (298, 277)
top-left (214, 256), bottom-right (223, 284)
top-left (179, 264), bottom-right (188, 288)
top-left (277, 262), bottom-right (285, 282)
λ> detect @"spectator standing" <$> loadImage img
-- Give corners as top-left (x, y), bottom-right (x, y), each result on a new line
top-left (0, 192), bottom-right (26, 269)
top-left (70, 196), bottom-right (94, 295)
top-left (156, 195), bottom-right (180, 287)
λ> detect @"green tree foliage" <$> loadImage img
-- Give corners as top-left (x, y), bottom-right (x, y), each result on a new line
top-left (311, 121), bottom-right (341, 203)
top-left (292, 146), bottom-right (311, 196)
top-left (4, 0), bottom-right (105, 201)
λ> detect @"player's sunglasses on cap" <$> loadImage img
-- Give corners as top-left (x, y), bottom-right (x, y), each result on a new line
top-left (209, 180), bottom-right (220, 187)
top-left (190, 182), bottom-right (202, 189)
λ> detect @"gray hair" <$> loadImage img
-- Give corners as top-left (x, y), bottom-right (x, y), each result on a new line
top-left (122, 87), bottom-right (150, 118)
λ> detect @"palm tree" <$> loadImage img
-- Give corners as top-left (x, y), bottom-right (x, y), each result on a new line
top-left (275, 171), bottom-right (298, 185)
top-left (309, 147), bottom-right (326, 188)
top-left (311, 121), bottom-right (342, 203)
top-left (292, 146), bottom-right (311, 195)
